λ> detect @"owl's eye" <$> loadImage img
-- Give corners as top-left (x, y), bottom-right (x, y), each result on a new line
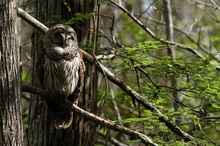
top-left (55, 34), bottom-right (63, 39)
top-left (51, 33), bottom-right (64, 45)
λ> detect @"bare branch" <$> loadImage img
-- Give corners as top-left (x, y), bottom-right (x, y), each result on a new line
top-left (96, 54), bottom-right (115, 60)
top-left (21, 85), bottom-right (157, 146)
top-left (209, 0), bottom-right (220, 10)
top-left (107, 0), bottom-right (206, 61)
top-left (98, 131), bottom-right (128, 146)
top-left (17, 8), bottom-right (48, 33)
top-left (139, 16), bottom-right (220, 61)
top-left (17, 7), bottom-right (195, 141)
top-left (187, 0), bottom-right (220, 10)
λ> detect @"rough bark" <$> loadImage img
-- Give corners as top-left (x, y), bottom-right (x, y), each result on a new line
top-left (27, 0), bottom-right (97, 146)
top-left (0, 0), bottom-right (23, 145)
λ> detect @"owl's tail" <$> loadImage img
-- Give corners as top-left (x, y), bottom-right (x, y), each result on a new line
top-left (46, 99), bottom-right (73, 129)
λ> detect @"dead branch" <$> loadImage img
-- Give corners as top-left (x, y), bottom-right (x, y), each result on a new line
top-left (107, 0), bottom-right (206, 61)
top-left (17, 8), bottom-right (48, 33)
top-left (21, 85), bottom-right (157, 146)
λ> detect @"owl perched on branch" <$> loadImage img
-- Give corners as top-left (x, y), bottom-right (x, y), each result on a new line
top-left (37, 24), bottom-right (85, 129)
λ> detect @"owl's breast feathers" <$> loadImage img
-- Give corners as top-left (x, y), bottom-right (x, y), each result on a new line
top-left (43, 52), bottom-right (81, 96)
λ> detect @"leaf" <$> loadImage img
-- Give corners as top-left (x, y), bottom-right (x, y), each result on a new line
top-left (211, 103), bottom-right (220, 109)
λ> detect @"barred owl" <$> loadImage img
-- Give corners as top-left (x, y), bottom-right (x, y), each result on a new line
top-left (37, 24), bottom-right (84, 129)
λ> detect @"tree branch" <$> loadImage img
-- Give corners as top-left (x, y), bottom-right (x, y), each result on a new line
top-left (82, 49), bottom-right (195, 141)
top-left (108, 0), bottom-right (206, 61)
top-left (21, 85), bottom-right (157, 146)
top-left (17, 7), bottom-right (195, 141)
top-left (17, 8), bottom-right (49, 33)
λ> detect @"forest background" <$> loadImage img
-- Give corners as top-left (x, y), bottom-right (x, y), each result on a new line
top-left (1, 0), bottom-right (220, 145)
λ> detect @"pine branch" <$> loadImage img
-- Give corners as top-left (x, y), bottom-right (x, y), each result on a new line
top-left (17, 7), bottom-right (195, 141)
top-left (21, 85), bottom-right (157, 146)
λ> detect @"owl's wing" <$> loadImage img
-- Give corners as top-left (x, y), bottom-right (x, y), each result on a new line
top-left (52, 51), bottom-right (84, 129)
top-left (67, 50), bottom-right (85, 104)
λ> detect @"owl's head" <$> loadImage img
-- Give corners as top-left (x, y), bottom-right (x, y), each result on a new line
top-left (43, 24), bottom-right (78, 60)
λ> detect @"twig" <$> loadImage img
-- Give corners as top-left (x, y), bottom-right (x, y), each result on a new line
top-left (98, 131), bottom-right (128, 146)
top-left (210, 0), bottom-right (220, 10)
top-left (107, 0), bottom-right (206, 61)
top-left (17, 7), bottom-right (195, 141)
top-left (21, 85), bottom-right (157, 146)
top-left (198, 121), bottom-right (216, 144)
top-left (188, 0), bottom-right (220, 10)
top-left (109, 82), bottom-right (122, 121)
top-left (139, 16), bottom-right (220, 62)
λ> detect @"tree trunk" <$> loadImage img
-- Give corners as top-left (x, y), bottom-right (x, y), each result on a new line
top-left (28, 0), bottom-right (98, 146)
top-left (0, 0), bottom-right (23, 146)
top-left (163, 0), bottom-right (181, 125)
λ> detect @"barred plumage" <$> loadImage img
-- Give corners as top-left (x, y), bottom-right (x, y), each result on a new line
top-left (37, 24), bottom-right (84, 129)
top-left (44, 53), bottom-right (80, 96)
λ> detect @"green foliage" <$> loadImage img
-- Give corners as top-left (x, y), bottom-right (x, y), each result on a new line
top-left (46, 13), bottom-right (91, 25)
top-left (210, 35), bottom-right (220, 50)
top-left (115, 117), bottom-right (147, 124)
top-left (64, 13), bottom-right (91, 25)
top-left (99, 36), bottom-right (220, 144)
